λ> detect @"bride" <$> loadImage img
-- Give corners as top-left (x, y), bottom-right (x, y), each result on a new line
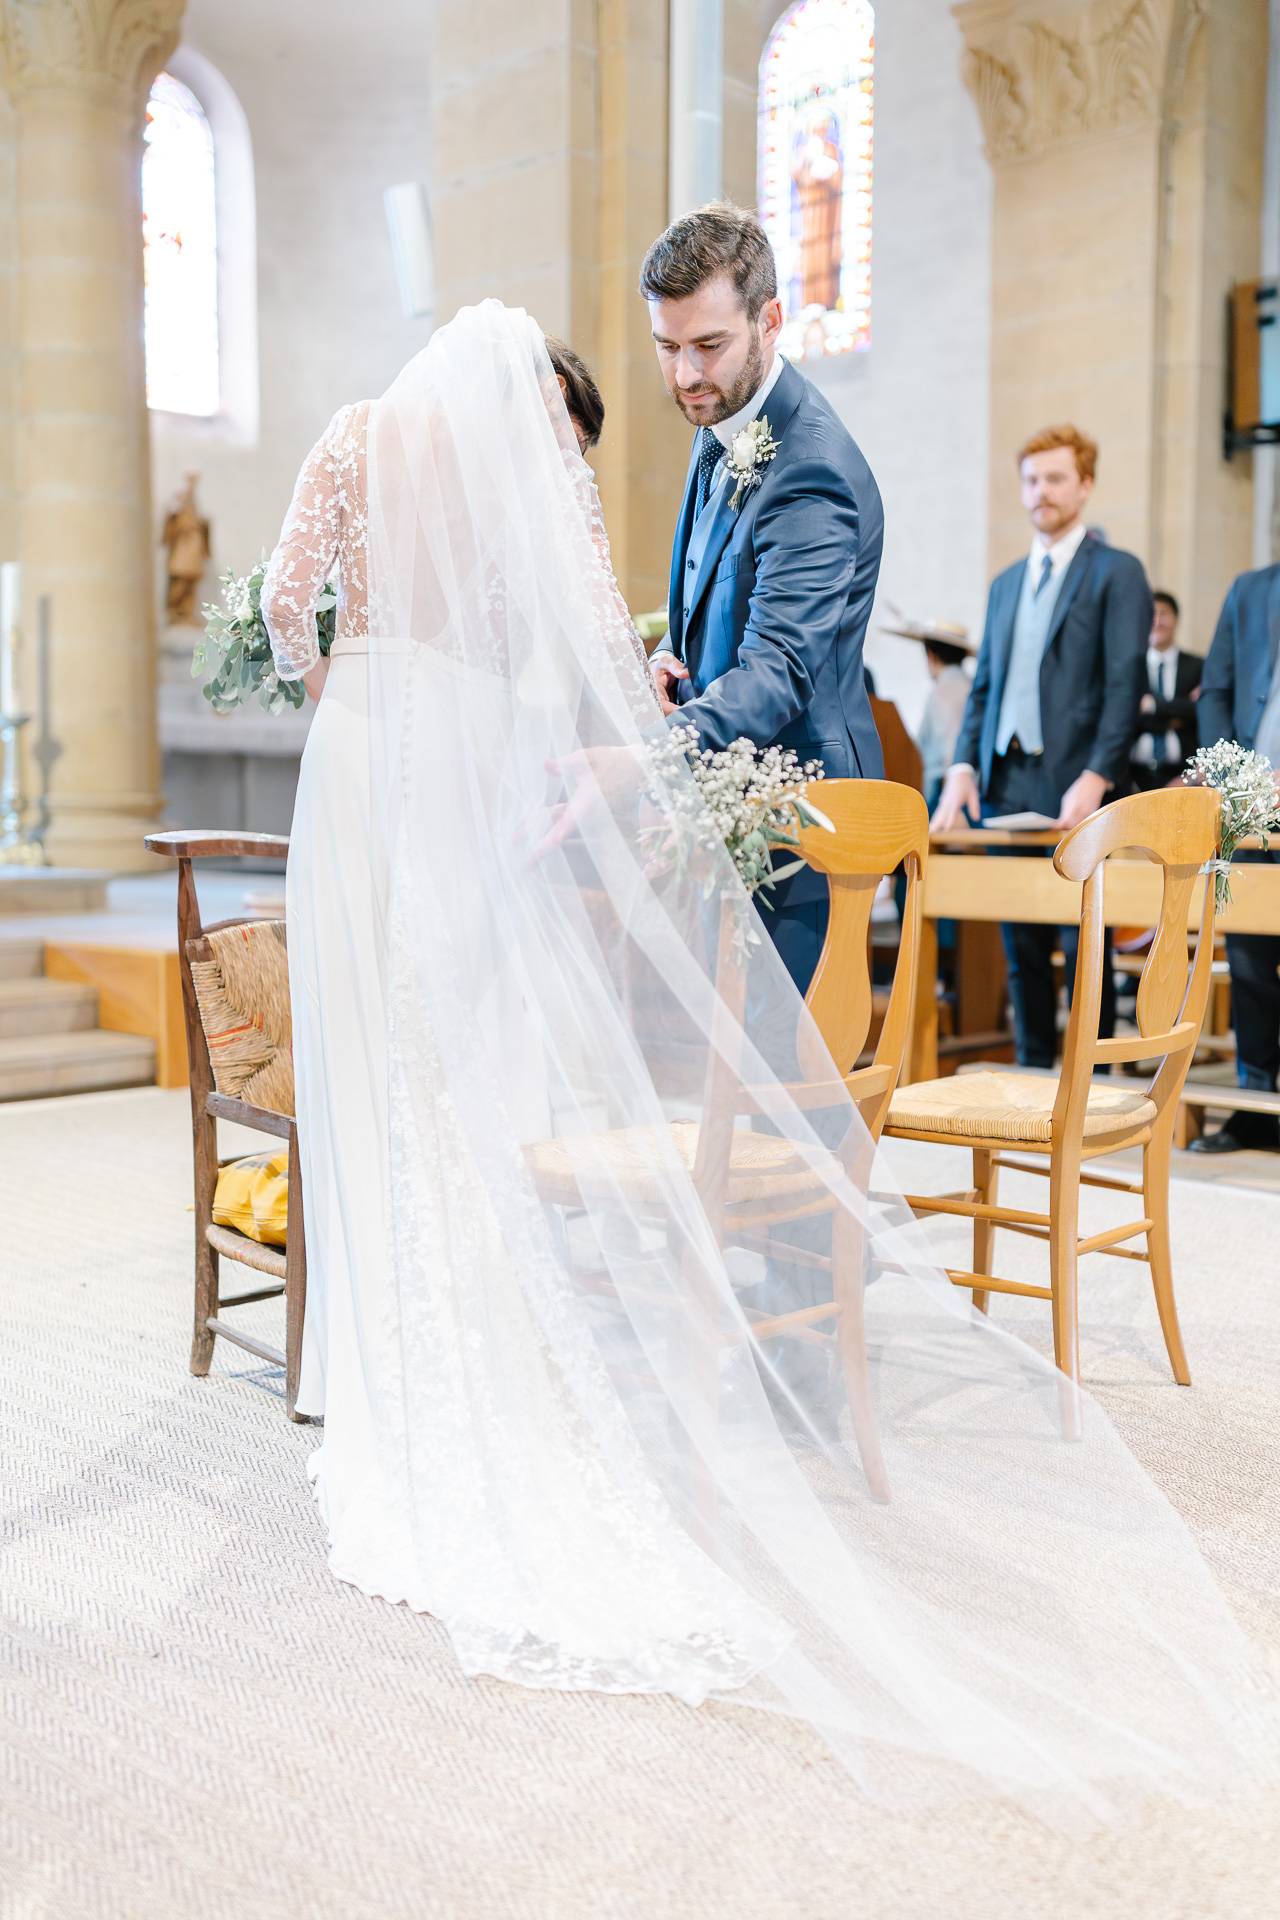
top-left (261, 299), bottom-right (1264, 1816)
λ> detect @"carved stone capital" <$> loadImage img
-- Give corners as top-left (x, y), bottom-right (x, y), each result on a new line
top-left (0, 0), bottom-right (184, 102)
top-left (955, 0), bottom-right (1200, 164)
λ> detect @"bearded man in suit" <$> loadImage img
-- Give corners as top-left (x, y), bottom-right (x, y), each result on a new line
top-left (931, 426), bottom-right (1150, 1067)
top-left (641, 202), bottom-right (884, 998)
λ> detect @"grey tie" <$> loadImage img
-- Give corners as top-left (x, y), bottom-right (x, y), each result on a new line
top-left (695, 431), bottom-right (723, 514)
top-left (1033, 552), bottom-right (1053, 599)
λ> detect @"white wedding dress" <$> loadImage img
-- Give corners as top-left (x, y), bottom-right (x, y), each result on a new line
top-left (261, 301), bottom-right (1269, 1816)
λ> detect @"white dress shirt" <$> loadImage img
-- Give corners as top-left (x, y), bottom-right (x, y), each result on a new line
top-left (1131, 644), bottom-right (1182, 768)
top-left (1028, 519), bottom-right (1088, 586)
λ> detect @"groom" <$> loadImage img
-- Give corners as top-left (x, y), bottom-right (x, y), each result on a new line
top-left (641, 203), bottom-right (884, 995)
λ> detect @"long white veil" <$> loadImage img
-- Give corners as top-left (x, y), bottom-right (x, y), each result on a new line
top-left (356, 299), bottom-right (1266, 1818)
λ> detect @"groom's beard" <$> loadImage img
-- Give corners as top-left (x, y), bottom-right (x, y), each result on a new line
top-left (671, 330), bottom-right (766, 426)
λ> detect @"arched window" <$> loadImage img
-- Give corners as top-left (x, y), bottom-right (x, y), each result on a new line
top-left (759, 0), bottom-right (874, 363)
top-left (143, 72), bottom-right (220, 417)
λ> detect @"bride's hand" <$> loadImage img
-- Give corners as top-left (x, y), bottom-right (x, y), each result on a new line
top-left (527, 747), bottom-right (644, 864)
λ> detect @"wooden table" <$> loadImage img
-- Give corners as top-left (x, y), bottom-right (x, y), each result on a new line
top-left (905, 830), bottom-right (1280, 1084)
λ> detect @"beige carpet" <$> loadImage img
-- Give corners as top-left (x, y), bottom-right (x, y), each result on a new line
top-left (4, 1088), bottom-right (1280, 1920)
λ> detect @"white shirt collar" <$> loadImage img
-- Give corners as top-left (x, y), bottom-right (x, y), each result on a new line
top-left (710, 352), bottom-right (786, 448)
top-left (1028, 520), bottom-right (1088, 578)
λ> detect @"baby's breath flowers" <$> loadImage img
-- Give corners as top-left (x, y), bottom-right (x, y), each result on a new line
top-left (193, 560), bottom-right (336, 716)
top-left (1186, 740), bottom-right (1280, 912)
top-left (643, 726), bottom-right (833, 948)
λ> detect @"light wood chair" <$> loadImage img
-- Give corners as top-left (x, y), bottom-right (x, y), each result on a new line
top-left (145, 830), bottom-right (310, 1421)
top-left (523, 779), bottom-right (931, 1503)
top-left (883, 787), bottom-right (1220, 1409)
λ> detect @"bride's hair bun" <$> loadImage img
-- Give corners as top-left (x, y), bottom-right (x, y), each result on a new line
top-left (545, 336), bottom-right (604, 450)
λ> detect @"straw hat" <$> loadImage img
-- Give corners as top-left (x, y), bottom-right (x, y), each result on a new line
top-left (879, 603), bottom-right (977, 653)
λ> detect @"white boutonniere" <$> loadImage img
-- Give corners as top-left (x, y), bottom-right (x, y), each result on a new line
top-left (724, 416), bottom-right (779, 511)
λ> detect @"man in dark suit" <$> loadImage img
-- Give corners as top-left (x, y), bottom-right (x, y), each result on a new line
top-left (1129, 590), bottom-right (1203, 791)
top-left (1191, 561), bottom-right (1280, 1154)
top-left (932, 426), bottom-right (1150, 1066)
top-left (640, 203), bottom-right (883, 997)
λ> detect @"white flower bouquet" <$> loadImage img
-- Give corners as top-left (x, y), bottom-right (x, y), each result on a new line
top-left (1186, 739), bottom-right (1280, 911)
top-left (642, 726), bottom-right (834, 944)
top-left (193, 560), bottom-right (336, 716)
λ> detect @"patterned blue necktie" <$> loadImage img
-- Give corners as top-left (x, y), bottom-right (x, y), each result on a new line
top-left (695, 430), bottom-right (724, 514)
top-left (1033, 551), bottom-right (1053, 599)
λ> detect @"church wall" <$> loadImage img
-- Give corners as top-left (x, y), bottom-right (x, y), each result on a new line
top-left (154, 0), bottom-right (991, 752)
top-left (793, 0), bottom-right (993, 731)
top-left (149, 0), bottom-right (430, 834)
top-left (0, 91), bottom-right (17, 584)
top-left (150, 0), bottom-right (432, 600)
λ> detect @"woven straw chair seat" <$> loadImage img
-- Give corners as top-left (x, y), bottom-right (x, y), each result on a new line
top-left (524, 1116), bottom-right (835, 1208)
top-left (188, 920), bottom-right (294, 1116)
top-left (887, 1070), bottom-right (1156, 1145)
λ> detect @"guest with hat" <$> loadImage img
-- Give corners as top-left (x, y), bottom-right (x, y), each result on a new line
top-left (882, 609), bottom-right (975, 811)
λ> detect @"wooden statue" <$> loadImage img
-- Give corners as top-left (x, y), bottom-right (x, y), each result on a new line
top-left (162, 473), bottom-right (212, 628)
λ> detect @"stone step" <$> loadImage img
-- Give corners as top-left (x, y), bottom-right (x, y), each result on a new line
top-left (0, 869), bottom-right (108, 916)
top-left (0, 936), bottom-right (42, 980)
top-left (0, 976), bottom-right (97, 1038)
top-left (0, 1029), bottom-right (156, 1102)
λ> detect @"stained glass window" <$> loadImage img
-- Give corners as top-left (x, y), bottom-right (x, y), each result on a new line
top-left (759, 0), bottom-right (874, 363)
top-left (143, 72), bottom-right (219, 417)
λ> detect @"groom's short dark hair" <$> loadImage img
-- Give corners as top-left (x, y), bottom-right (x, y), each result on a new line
top-left (639, 203), bottom-right (777, 320)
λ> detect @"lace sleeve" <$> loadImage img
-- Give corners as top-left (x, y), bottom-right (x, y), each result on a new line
top-left (261, 408), bottom-right (349, 678)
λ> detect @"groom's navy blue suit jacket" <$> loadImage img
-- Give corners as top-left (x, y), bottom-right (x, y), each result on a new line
top-left (667, 359), bottom-right (884, 905)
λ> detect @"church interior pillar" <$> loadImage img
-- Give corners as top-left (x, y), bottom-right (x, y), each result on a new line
top-left (4, 0), bottom-right (184, 869)
top-left (957, 0), bottom-right (1267, 644)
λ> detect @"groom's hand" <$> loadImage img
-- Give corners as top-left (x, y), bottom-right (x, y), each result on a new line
top-left (931, 765), bottom-right (981, 833)
top-left (649, 650), bottom-right (688, 717)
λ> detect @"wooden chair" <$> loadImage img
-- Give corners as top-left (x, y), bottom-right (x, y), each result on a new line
top-left (883, 788), bottom-right (1220, 1412)
top-left (869, 694), bottom-right (924, 793)
top-left (523, 779), bottom-right (931, 1503)
top-left (144, 830), bottom-right (309, 1421)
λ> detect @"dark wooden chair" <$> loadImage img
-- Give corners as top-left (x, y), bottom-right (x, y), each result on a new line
top-left (144, 830), bottom-right (309, 1421)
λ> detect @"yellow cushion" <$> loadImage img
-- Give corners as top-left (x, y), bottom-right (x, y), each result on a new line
top-left (212, 1150), bottom-right (289, 1246)
top-left (524, 1117), bottom-right (834, 1208)
top-left (886, 1070), bottom-right (1156, 1145)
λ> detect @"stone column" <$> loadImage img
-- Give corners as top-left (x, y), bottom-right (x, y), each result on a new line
top-left (2, 0), bottom-right (184, 869)
top-left (596, 0), bottom-right (690, 612)
top-left (956, 0), bottom-right (1267, 645)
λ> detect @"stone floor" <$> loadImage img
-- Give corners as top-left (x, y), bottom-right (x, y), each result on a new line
top-left (3, 1086), bottom-right (1280, 1918)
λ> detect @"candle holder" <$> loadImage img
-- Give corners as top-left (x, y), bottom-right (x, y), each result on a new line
top-left (0, 562), bottom-right (45, 866)
top-left (0, 708), bottom-right (41, 865)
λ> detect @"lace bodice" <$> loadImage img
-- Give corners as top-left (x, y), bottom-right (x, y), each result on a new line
top-left (262, 397), bottom-right (649, 688)
top-left (262, 402), bottom-right (371, 677)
